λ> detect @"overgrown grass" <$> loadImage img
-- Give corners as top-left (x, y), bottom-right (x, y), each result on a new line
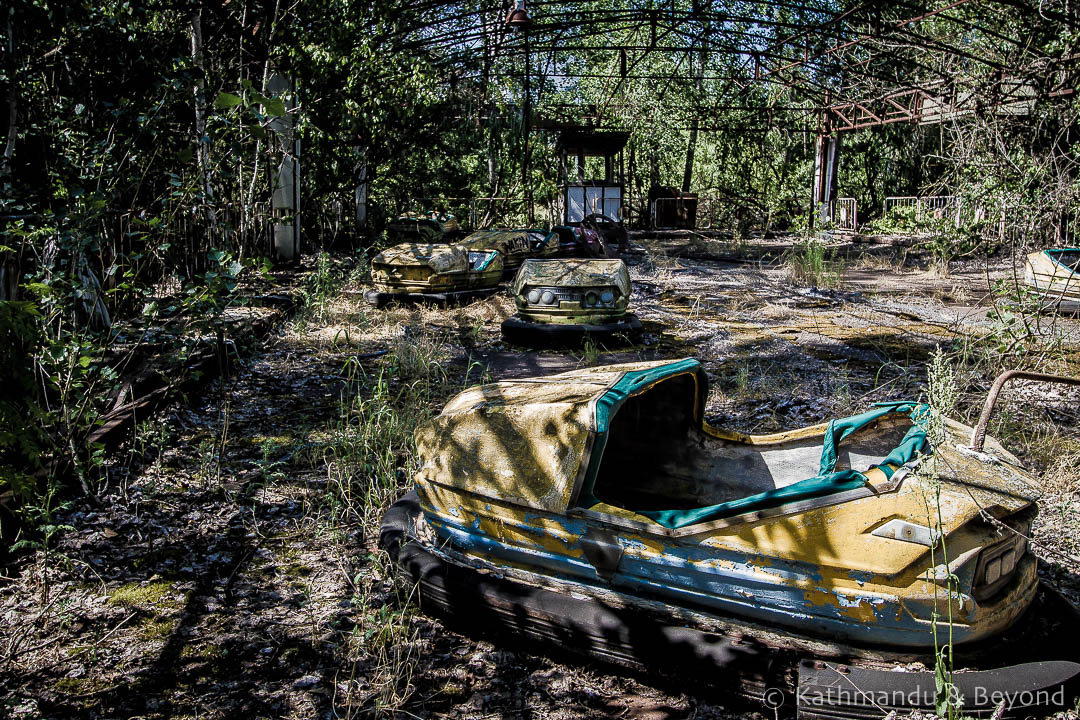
top-left (316, 368), bottom-right (428, 532)
top-left (338, 562), bottom-right (422, 718)
top-left (388, 328), bottom-right (450, 384)
top-left (579, 337), bottom-right (601, 366)
top-left (631, 247), bottom-right (677, 285)
top-left (310, 315), bottom-right (464, 716)
top-left (1036, 447), bottom-right (1080, 577)
top-left (784, 238), bottom-right (844, 289)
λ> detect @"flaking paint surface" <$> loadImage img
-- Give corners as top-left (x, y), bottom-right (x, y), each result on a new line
top-left (1025, 250), bottom-right (1080, 302)
top-left (372, 242), bottom-right (469, 273)
top-left (413, 358), bottom-right (1039, 647)
top-left (510, 258), bottom-right (632, 297)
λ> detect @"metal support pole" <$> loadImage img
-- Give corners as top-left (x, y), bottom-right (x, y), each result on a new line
top-left (523, 28), bottom-right (532, 224)
top-left (970, 370), bottom-right (1080, 451)
top-left (810, 132), bottom-right (823, 231)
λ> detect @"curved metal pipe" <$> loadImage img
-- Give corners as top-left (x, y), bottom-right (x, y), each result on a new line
top-left (970, 369), bottom-right (1080, 451)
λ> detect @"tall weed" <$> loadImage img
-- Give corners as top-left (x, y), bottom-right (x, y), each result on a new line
top-left (320, 366), bottom-right (430, 531)
top-left (295, 252), bottom-right (346, 328)
top-left (918, 349), bottom-right (961, 719)
top-left (785, 238), bottom-right (843, 289)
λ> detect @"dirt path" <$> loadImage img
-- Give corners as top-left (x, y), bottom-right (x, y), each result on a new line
top-left (2, 243), bottom-right (1079, 719)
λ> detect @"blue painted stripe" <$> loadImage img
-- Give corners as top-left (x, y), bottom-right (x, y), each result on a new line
top-left (427, 513), bottom-right (978, 648)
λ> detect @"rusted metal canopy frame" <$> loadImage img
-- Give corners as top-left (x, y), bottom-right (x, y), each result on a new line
top-left (386, 10), bottom-right (926, 116)
top-left (372, 0), bottom-right (1073, 142)
top-left (479, 47), bottom-right (916, 120)
top-left (511, 6), bottom-right (958, 94)
top-left (391, 1), bottom-right (1060, 70)
top-left (970, 370), bottom-right (1080, 452)
top-left (391, 3), bottom-right (855, 103)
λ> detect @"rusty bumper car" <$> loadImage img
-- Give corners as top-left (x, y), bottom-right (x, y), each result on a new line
top-left (365, 242), bottom-right (503, 307)
top-left (459, 228), bottom-right (559, 274)
top-left (1024, 248), bottom-right (1080, 313)
top-left (500, 258), bottom-right (641, 347)
top-left (381, 358), bottom-right (1080, 717)
top-left (386, 211), bottom-right (461, 243)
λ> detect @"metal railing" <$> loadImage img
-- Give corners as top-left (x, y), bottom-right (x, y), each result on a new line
top-left (883, 195), bottom-right (963, 227)
top-left (921, 195), bottom-right (961, 223)
top-left (882, 196), bottom-right (919, 218)
top-left (834, 197), bottom-right (858, 230)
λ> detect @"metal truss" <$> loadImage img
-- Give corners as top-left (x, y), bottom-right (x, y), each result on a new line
top-left (374, 0), bottom-right (1077, 133)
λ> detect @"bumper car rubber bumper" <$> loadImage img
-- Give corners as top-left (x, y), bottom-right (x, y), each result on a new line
top-left (501, 313), bottom-right (642, 346)
top-left (364, 287), bottom-right (500, 308)
top-left (380, 492), bottom-right (1080, 718)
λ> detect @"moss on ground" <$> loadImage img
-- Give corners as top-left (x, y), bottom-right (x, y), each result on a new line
top-left (179, 642), bottom-right (227, 660)
top-left (136, 616), bottom-right (180, 642)
top-left (107, 580), bottom-right (185, 611)
top-left (53, 676), bottom-right (116, 696)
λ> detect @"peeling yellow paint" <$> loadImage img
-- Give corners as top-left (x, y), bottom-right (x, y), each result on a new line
top-left (415, 359), bottom-right (1040, 643)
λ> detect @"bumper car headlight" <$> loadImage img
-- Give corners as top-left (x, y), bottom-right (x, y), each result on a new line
top-left (985, 557), bottom-right (1002, 585)
top-left (527, 289), bottom-right (541, 305)
top-left (973, 534), bottom-right (1028, 601)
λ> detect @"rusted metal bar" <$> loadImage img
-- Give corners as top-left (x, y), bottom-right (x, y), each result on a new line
top-left (970, 370), bottom-right (1080, 451)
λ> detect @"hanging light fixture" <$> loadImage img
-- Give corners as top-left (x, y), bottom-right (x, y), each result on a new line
top-left (505, 0), bottom-right (532, 29)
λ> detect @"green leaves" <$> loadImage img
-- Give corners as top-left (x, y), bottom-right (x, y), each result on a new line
top-left (198, 248), bottom-right (244, 302)
top-left (215, 88), bottom-right (286, 116)
top-left (214, 91), bottom-right (243, 109)
top-left (253, 93), bottom-right (286, 117)
top-left (934, 646), bottom-right (958, 717)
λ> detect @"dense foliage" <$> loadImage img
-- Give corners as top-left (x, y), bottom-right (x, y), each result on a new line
top-left (1, 0), bottom-right (1078, 538)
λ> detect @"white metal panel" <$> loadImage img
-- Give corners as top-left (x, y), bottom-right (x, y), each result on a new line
top-left (567, 187), bottom-right (585, 223)
top-left (603, 187), bottom-right (621, 219)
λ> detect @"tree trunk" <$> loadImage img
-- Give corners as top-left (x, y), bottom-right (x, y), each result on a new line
top-left (190, 7), bottom-right (216, 214)
top-left (1, 14), bottom-right (17, 179)
top-left (682, 116), bottom-right (698, 194)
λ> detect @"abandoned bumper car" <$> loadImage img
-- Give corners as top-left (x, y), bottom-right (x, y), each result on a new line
top-left (386, 210), bottom-right (461, 243)
top-left (459, 228), bottom-right (559, 273)
top-left (1024, 248), bottom-right (1080, 313)
top-left (501, 258), bottom-right (642, 346)
top-left (381, 358), bottom-right (1080, 717)
top-left (365, 228), bottom-right (560, 306)
top-left (364, 242), bottom-right (503, 307)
